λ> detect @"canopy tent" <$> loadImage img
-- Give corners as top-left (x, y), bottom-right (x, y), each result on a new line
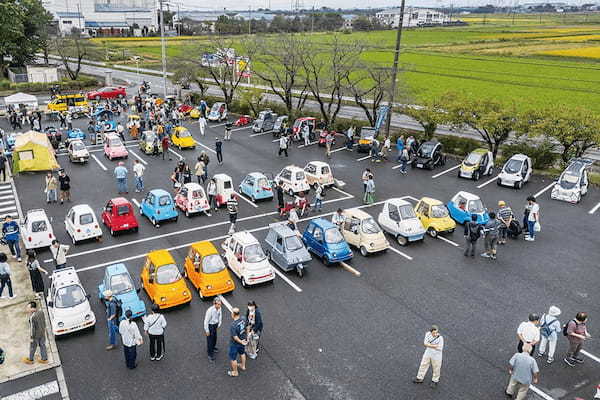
top-left (3, 92), bottom-right (39, 109)
top-left (12, 131), bottom-right (60, 173)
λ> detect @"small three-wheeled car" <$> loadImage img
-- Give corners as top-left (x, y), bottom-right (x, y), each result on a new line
top-left (98, 263), bottom-right (146, 319)
top-left (340, 209), bottom-right (389, 257)
top-left (264, 223), bottom-right (312, 277)
top-left (234, 115), bottom-right (253, 127)
top-left (273, 115), bottom-right (288, 137)
top-left (102, 197), bottom-right (139, 235)
top-left (551, 158), bottom-right (593, 204)
top-left (252, 110), bottom-right (277, 133)
top-left (213, 174), bottom-right (235, 207)
top-left (222, 232), bottom-right (274, 288)
top-left (67, 140), bottom-right (89, 163)
top-left (302, 218), bottom-right (353, 266)
top-left (414, 197), bottom-right (456, 237)
top-left (357, 128), bottom-right (376, 153)
top-left (292, 117), bottom-right (316, 140)
top-left (275, 166), bottom-right (310, 196)
top-left (208, 102), bottom-right (227, 122)
top-left (21, 209), bottom-right (55, 250)
top-left (304, 161), bottom-right (334, 188)
top-left (65, 204), bottom-right (103, 244)
top-left (104, 134), bottom-right (129, 160)
top-left (446, 191), bottom-right (489, 225)
top-left (413, 141), bottom-right (445, 170)
top-left (139, 130), bottom-right (161, 155)
top-left (141, 249), bottom-right (192, 309)
top-left (66, 128), bottom-right (86, 142)
top-left (171, 126), bottom-right (196, 149)
top-left (459, 148), bottom-right (494, 180)
top-left (378, 198), bottom-right (426, 245)
top-left (183, 241), bottom-right (235, 299)
top-left (140, 189), bottom-right (178, 227)
top-left (497, 153), bottom-right (532, 189)
top-left (175, 183), bottom-right (211, 217)
top-left (238, 172), bottom-right (273, 202)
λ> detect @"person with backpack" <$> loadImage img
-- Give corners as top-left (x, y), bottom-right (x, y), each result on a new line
top-left (537, 306), bottom-right (561, 364)
top-left (517, 313), bottom-right (540, 355)
top-left (143, 304), bottom-right (167, 361)
top-left (481, 212), bottom-right (500, 260)
top-left (497, 201), bottom-right (513, 245)
top-left (104, 290), bottom-right (121, 351)
top-left (119, 309), bottom-right (143, 369)
top-left (564, 312), bottom-right (592, 367)
top-left (463, 214), bottom-right (483, 257)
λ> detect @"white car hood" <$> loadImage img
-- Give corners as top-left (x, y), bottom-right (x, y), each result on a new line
top-left (50, 301), bottom-right (94, 323)
top-left (399, 218), bottom-right (426, 236)
top-left (498, 171), bottom-right (521, 182)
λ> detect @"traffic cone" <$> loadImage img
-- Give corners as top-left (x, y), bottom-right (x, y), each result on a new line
top-left (594, 384), bottom-right (600, 399)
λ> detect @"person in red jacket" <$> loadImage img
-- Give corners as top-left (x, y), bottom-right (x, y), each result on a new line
top-left (161, 136), bottom-right (172, 161)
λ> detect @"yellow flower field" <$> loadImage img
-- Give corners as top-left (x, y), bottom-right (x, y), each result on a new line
top-left (538, 34), bottom-right (600, 42)
top-left (542, 46), bottom-right (600, 59)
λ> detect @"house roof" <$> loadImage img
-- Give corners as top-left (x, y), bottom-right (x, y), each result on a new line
top-left (56, 12), bottom-right (83, 18)
top-left (85, 21), bottom-right (130, 28)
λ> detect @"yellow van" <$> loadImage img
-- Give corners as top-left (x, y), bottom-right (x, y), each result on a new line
top-left (47, 94), bottom-right (89, 115)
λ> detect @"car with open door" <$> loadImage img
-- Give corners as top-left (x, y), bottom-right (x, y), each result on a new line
top-left (378, 198), bottom-right (426, 245)
top-left (446, 191), bottom-right (489, 225)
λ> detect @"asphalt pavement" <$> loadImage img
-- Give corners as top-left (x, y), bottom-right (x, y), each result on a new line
top-left (1, 98), bottom-right (600, 400)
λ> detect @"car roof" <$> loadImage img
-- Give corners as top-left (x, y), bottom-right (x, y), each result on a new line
top-left (508, 153), bottom-right (528, 161)
top-left (149, 189), bottom-right (171, 197)
top-left (190, 241), bottom-right (218, 255)
top-left (231, 231), bottom-right (259, 245)
top-left (342, 208), bottom-right (373, 220)
top-left (110, 197), bottom-right (131, 206)
top-left (246, 172), bottom-right (265, 179)
top-left (419, 197), bottom-right (443, 206)
top-left (213, 173), bottom-right (232, 181)
top-left (306, 161), bottom-right (329, 168)
top-left (385, 198), bottom-right (412, 207)
top-left (471, 148), bottom-right (488, 155)
top-left (268, 222), bottom-right (295, 236)
top-left (69, 204), bottom-right (94, 214)
top-left (454, 191), bottom-right (480, 201)
top-left (309, 218), bottom-right (336, 229)
top-left (26, 209), bottom-right (49, 219)
top-left (70, 139), bottom-right (85, 145)
top-left (183, 182), bottom-right (203, 190)
top-left (51, 267), bottom-right (81, 286)
top-left (105, 133), bottom-right (120, 140)
top-left (282, 165), bottom-right (302, 172)
top-left (565, 158), bottom-right (592, 175)
top-left (106, 263), bottom-right (128, 275)
top-left (147, 249), bottom-right (175, 266)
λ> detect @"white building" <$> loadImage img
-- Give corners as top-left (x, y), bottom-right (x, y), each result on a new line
top-left (44, 0), bottom-right (158, 36)
top-left (376, 8), bottom-right (450, 28)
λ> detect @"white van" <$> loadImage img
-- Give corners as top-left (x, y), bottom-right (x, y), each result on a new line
top-left (47, 267), bottom-right (96, 336)
top-left (222, 232), bottom-right (274, 288)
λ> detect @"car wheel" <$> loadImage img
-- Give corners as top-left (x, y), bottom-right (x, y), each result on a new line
top-left (312, 183), bottom-right (319, 190)
top-left (488, 167), bottom-right (494, 176)
top-left (516, 181), bottom-right (523, 190)
top-left (151, 217), bottom-right (157, 227)
top-left (427, 228), bottom-right (438, 238)
top-left (360, 246), bottom-right (368, 257)
top-left (449, 228), bottom-right (455, 233)
top-left (241, 277), bottom-right (248, 288)
top-left (251, 195), bottom-right (256, 202)
top-left (133, 227), bottom-right (138, 233)
top-left (198, 288), bottom-right (204, 300)
top-left (288, 188), bottom-right (294, 197)
top-left (173, 216), bottom-right (178, 223)
top-left (497, 179), bottom-right (502, 186)
top-left (323, 255), bottom-right (330, 266)
top-left (110, 228), bottom-right (115, 236)
top-left (297, 266), bottom-right (304, 278)
top-left (473, 171), bottom-right (480, 181)
top-left (396, 235), bottom-right (408, 246)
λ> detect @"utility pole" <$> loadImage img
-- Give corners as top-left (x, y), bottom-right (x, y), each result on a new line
top-left (384, 0), bottom-right (406, 137)
top-left (159, 0), bottom-right (167, 98)
top-left (249, 6), bottom-right (252, 35)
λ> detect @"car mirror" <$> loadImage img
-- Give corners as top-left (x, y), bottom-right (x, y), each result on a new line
top-left (86, 294), bottom-right (91, 300)
top-left (47, 301), bottom-right (53, 308)
top-left (136, 287), bottom-right (141, 293)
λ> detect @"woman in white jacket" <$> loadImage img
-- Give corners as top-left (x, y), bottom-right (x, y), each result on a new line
top-left (537, 306), bottom-right (561, 363)
top-left (119, 310), bottom-right (143, 369)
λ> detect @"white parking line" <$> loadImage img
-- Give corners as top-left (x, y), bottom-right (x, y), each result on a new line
top-left (249, 131), bottom-right (271, 137)
top-left (330, 146), bottom-right (351, 154)
top-left (588, 202), bottom-right (600, 215)
top-left (534, 182), bottom-right (556, 198)
top-left (231, 126), bottom-right (249, 132)
top-left (91, 154), bottom-right (107, 171)
top-left (581, 349), bottom-right (600, 363)
top-left (271, 138), bottom-right (279, 143)
top-left (210, 122), bottom-right (227, 128)
top-left (356, 155), bottom-right (371, 161)
top-left (432, 165), bottom-right (460, 178)
top-left (297, 141), bottom-right (318, 148)
top-left (3, 381), bottom-right (60, 400)
top-left (217, 295), bottom-right (233, 312)
top-left (270, 264), bottom-right (303, 292)
top-left (234, 191), bottom-right (259, 208)
top-left (330, 186), bottom-right (354, 199)
top-left (194, 140), bottom-right (217, 154)
top-left (129, 150), bottom-right (148, 165)
top-left (340, 261), bottom-right (361, 277)
top-left (437, 236), bottom-right (460, 247)
top-left (131, 198), bottom-right (140, 208)
top-left (476, 175), bottom-right (498, 189)
top-left (388, 246), bottom-right (414, 260)
top-left (530, 385), bottom-right (555, 400)
top-left (391, 164), bottom-right (403, 170)
top-left (169, 148), bottom-right (183, 160)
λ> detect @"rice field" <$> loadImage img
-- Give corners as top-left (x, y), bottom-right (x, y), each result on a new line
top-left (542, 46), bottom-right (600, 59)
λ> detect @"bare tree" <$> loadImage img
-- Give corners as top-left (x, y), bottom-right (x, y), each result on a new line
top-left (52, 32), bottom-right (97, 80)
top-left (249, 34), bottom-right (309, 118)
top-left (345, 65), bottom-right (397, 127)
top-left (171, 60), bottom-right (210, 98)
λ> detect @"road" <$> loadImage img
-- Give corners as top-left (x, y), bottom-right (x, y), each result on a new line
top-left (1, 90), bottom-right (599, 399)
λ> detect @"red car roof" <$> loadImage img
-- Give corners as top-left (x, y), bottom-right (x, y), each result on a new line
top-left (110, 197), bottom-right (132, 206)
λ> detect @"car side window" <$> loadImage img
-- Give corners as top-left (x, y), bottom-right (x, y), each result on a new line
top-left (71, 212), bottom-right (76, 224)
top-left (234, 243), bottom-right (243, 259)
top-left (389, 206), bottom-right (400, 221)
top-left (306, 223), bottom-right (315, 235)
top-left (314, 228), bottom-right (323, 241)
top-left (422, 205), bottom-right (430, 217)
top-left (180, 187), bottom-right (188, 198)
top-left (229, 238), bottom-right (236, 252)
top-left (349, 218), bottom-right (360, 233)
top-left (305, 164), bottom-right (316, 174)
top-left (276, 235), bottom-right (283, 249)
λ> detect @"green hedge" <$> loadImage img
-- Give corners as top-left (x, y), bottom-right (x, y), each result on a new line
top-left (0, 76), bottom-right (99, 94)
top-left (499, 140), bottom-right (558, 170)
top-left (436, 135), bottom-right (481, 157)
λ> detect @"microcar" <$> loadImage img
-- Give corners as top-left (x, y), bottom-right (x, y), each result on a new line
top-left (264, 223), bottom-right (312, 277)
top-left (67, 139), bottom-right (89, 163)
top-left (222, 232), bottom-right (275, 288)
top-left (252, 110), bottom-right (277, 133)
top-left (139, 130), bottom-right (161, 154)
top-left (275, 166), bottom-right (310, 196)
top-left (104, 134), bottom-right (129, 160)
top-left (497, 153), bottom-right (532, 189)
top-left (66, 128), bottom-right (86, 142)
top-left (208, 102), bottom-right (227, 122)
top-left (413, 141), bottom-right (445, 170)
top-left (238, 172), bottom-right (273, 202)
top-left (551, 158), bottom-right (593, 204)
top-left (446, 191), bottom-right (489, 225)
top-left (140, 249), bottom-right (192, 309)
top-left (175, 183), bottom-right (210, 217)
top-left (140, 189), bottom-right (178, 227)
top-left (340, 209), bottom-right (389, 256)
top-left (414, 197), bottom-right (456, 238)
top-left (183, 241), bottom-right (235, 299)
top-left (302, 218), bottom-right (353, 265)
top-left (303, 161), bottom-right (334, 188)
top-left (213, 174), bottom-right (235, 207)
top-left (21, 209), bottom-right (55, 250)
top-left (101, 197), bottom-right (139, 235)
top-left (65, 204), bottom-right (103, 244)
top-left (378, 198), bottom-right (426, 245)
top-left (98, 263), bottom-right (146, 319)
top-left (171, 126), bottom-right (196, 149)
top-left (459, 148), bottom-right (494, 180)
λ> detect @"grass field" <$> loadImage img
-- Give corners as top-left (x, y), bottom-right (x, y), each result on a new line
top-left (93, 13), bottom-right (600, 111)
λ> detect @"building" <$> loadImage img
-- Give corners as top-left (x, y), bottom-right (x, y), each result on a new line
top-left (44, 0), bottom-right (158, 36)
top-left (376, 8), bottom-right (450, 28)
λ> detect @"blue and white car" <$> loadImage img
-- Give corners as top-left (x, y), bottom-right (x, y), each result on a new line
top-left (551, 158), bottom-right (592, 204)
top-left (446, 191), bottom-right (489, 225)
top-left (93, 108), bottom-right (117, 133)
top-left (98, 263), bottom-right (146, 320)
top-left (238, 172), bottom-right (274, 202)
top-left (66, 128), bottom-right (86, 142)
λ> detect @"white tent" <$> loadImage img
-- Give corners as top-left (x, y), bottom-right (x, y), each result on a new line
top-left (3, 92), bottom-right (39, 108)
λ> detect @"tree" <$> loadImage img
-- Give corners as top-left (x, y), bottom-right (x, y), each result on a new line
top-left (345, 65), bottom-right (395, 127)
top-left (249, 35), bottom-right (309, 119)
top-left (171, 60), bottom-right (210, 98)
top-left (445, 95), bottom-right (521, 160)
top-left (402, 95), bottom-right (452, 140)
top-left (238, 87), bottom-right (266, 117)
top-left (52, 33), bottom-right (99, 80)
top-left (352, 16), bottom-right (373, 31)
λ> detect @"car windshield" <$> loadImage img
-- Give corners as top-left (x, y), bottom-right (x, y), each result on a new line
top-left (109, 272), bottom-right (134, 295)
top-left (191, 189), bottom-right (204, 198)
top-left (464, 152), bottom-right (482, 166)
top-left (467, 199), bottom-right (485, 213)
top-left (144, 132), bottom-right (156, 142)
top-left (257, 178), bottom-right (269, 188)
top-left (156, 264), bottom-right (181, 284)
top-left (504, 159), bottom-right (522, 174)
top-left (158, 195), bottom-right (171, 206)
top-left (54, 284), bottom-right (86, 308)
top-left (32, 220), bottom-right (47, 232)
top-left (431, 205), bottom-right (449, 218)
top-left (243, 244), bottom-right (266, 263)
top-left (117, 205), bottom-right (130, 215)
top-left (109, 138), bottom-right (122, 147)
top-left (72, 142), bottom-right (85, 151)
top-left (418, 143), bottom-right (435, 157)
top-left (361, 217), bottom-right (381, 234)
top-left (325, 228), bottom-right (344, 244)
top-left (79, 213), bottom-right (94, 225)
top-left (210, 104), bottom-right (220, 112)
top-left (360, 131), bottom-right (374, 140)
top-left (559, 172), bottom-right (579, 189)
top-left (223, 180), bottom-right (232, 189)
top-left (178, 129), bottom-right (191, 137)
top-left (202, 254), bottom-right (226, 274)
top-left (285, 235), bottom-right (303, 251)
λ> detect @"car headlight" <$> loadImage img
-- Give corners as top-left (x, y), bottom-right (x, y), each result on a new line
top-left (332, 252), bottom-right (337, 257)
top-left (84, 314), bottom-right (91, 321)
top-left (57, 322), bottom-right (64, 328)
top-left (206, 285), bottom-right (212, 290)
top-left (183, 291), bottom-right (189, 296)
top-left (160, 297), bottom-right (167, 302)
top-left (369, 242), bottom-right (374, 248)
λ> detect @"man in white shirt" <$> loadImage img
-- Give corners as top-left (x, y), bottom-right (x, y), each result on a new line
top-left (50, 240), bottom-right (69, 270)
top-left (413, 325), bottom-right (444, 388)
top-left (331, 208), bottom-right (345, 228)
top-left (198, 116), bottom-right (207, 136)
top-left (133, 159), bottom-right (146, 193)
top-left (204, 298), bottom-right (222, 362)
top-left (517, 313), bottom-right (540, 355)
top-left (525, 196), bottom-right (540, 241)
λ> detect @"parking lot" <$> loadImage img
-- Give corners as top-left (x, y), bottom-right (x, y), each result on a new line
top-left (2, 95), bottom-right (600, 400)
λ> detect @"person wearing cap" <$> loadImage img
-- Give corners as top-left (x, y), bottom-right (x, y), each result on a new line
top-left (537, 306), bottom-right (561, 363)
top-left (104, 290), bottom-right (119, 351)
top-left (517, 313), bottom-right (540, 355)
top-left (413, 325), bottom-right (444, 388)
top-left (113, 161), bottom-right (128, 194)
top-left (506, 343), bottom-right (539, 400)
top-left (497, 200), bottom-right (513, 244)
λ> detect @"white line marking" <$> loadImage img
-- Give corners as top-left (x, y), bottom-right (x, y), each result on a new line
top-left (210, 122), bottom-right (227, 128)
top-left (0, 195), bottom-right (15, 200)
top-left (297, 141), bottom-right (318, 148)
top-left (581, 349), bottom-right (600, 363)
top-left (437, 236), bottom-right (460, 247)
top-left (194, 140), bottom-right (216, 154)
top-left (330, 146), bottom-right (350, 154)
top-left (432, 165), bottom-right (460, 178)
top-left (56, 144), bottom-right (138, 156)
top-left (588, 202), bottom-right (600, 215)
top-left (356, 155), bottom-right (371, 161)
top-left (0, 206), bottom-right (17, 213)
top-left (91, 154), bottom-right (107, 171)
top-left (234, 191), bottom-right (259, 208)
top-left (128, 150), bottom-right (147, 165)
top-left (0, 190), bottom-right (13, 195)
top-left (3, 381), bottom-right (60, 400)
top-left (249, 131), bottom-right (271, 137)
top-left (391, 164), bottom-right (403, 170)
top-left (271, 138), bottom-right (279, 143)
top-left (530, 385), bottom-right (555, 400)
top-left (55, 364), bottom-right (70, 400)
top-left (8, 178), bottom-right (23, 221)
top-left (330, 186), bottom-right (354, 199)
top-left (217, 295), bottom-right (233, 312)
top-left (169, 148), bottom-right (183, 160)
top-left (131, 198), bottom-right (140, 208)
top-left (0, 200), bottom-right (16, 206)
top-left (270, 264), bottom-right (302, 292)
top-left (340, 261), bottom-right (361, 276)
top-left (388, 246), bottom-right (414, 260)
top-left (231, 126), bottom-right (249, 132)
top-left (477, 175), bottom-right (499, 189)
top-left (534, 182), bottom-right (556, 198)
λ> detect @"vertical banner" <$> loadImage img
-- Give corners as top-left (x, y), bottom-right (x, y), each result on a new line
top-left (374, 105), bottom-right (390, 132)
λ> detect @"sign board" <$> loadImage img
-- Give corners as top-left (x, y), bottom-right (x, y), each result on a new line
top-left (374, 105), bottom-right (389, 132)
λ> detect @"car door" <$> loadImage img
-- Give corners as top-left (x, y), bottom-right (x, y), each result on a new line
top-left (224, 238), bottom-right (238, 276)
top-left (312, 227), bottom-right (325, 257)
top-left (379, 202), bottom-right (392, 233)
top-left (273, 234), bottom-right (285, 268)
top-left (343, 217), bottom-right (361, 247)
top-left (65, 209), bottom-right (74, 237)
top-left (522, 159), bottom-right (530, 181)
top-left (233, 242), bottom-right (244, 278)
top-left (245, 176), bottom-right (255, 197)
top-left (142, 192), bottom-right (154, 217)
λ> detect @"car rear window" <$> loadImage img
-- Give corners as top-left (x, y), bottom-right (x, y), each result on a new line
top-left (202, 254), bottom-right (226, 274)
top-left (117, 205), bottom-right (130, 216)
top-left (32, 220), bottom-right (47, 232)
top-left (223, 180), bottom-right (232, 189)
top-left (79, 213), bottom-right (94, 225)
top-left (158, 195), bottom-right (171, 206)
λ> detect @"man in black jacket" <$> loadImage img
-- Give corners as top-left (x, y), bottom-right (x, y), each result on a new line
top-left (464, 214), bottom-right (483, 257)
